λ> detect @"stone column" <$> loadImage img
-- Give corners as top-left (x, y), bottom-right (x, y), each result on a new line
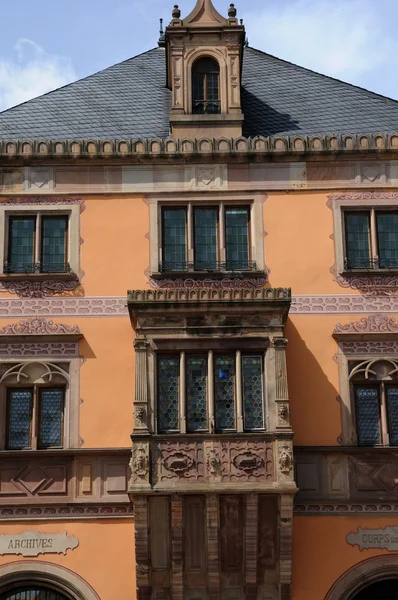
top-left (273, 338), bottom-right (291, 431)
top-left (245, 494), bottom-right (258, 600)
top-left (278, 495), bottom-right (294, 600)
top-left (133, 339), bottom-right (150, 434)
top-left (171, 495), bottom-right (184, 600)
top-left (206, 494), bottom-right (220, 600)
top-left (135, 496), bottom-right (151, 600)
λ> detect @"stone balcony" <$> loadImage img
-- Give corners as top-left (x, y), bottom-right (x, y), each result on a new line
top-left (129, 434), bottom-right (295, 494)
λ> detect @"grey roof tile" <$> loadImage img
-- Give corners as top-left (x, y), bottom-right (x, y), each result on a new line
top-left (0, 46), bottom-right (397, 140)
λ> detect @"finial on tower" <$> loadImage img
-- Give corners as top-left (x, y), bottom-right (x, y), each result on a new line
top-left (228, 3), bottom-right (237, 18)
top-left (158, 18), bottom-right (165, 47)
top-left (172, 4), bottom-right (181, 19)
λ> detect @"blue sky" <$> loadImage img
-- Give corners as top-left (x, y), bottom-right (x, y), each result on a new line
top-left (0, 0), bottom-right (397, 111)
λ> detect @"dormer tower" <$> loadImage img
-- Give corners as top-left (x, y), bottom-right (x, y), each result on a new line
top-left (165, 0), bottom-right (245, 138)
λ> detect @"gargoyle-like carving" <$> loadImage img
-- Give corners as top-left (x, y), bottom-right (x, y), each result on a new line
top-left (206, 449), bottom-right (221, 477)
top-left (134, 406), bottom-right (147, 428)
top-left (277, 403), bottom-right (290, 424)
top-left (279, 444), bottom-right (293, 475)
top-left (334, 314), bottom-right (398, 334)
top-left (163, 452), bottom-right (194, 474)
top-left (131, 446), bottom-right (149, 480)
top-left (0, 318), bottom-right (81, 335)
top-left (232, 451), bottom-right (264, 473)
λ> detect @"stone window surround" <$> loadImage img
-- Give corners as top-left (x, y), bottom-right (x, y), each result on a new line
top-left (330, 194), bottom-right (398, 275)
top-left (185, 48), bottom-right (228, 115)
top-left (0, 358), bottom-right (80, 451)
top-left (0, 204), bottom-right (80, 278)
top-left (147, 192), bottom-right (265, 276)
top-left (335, 350), bottom-right (398, 446)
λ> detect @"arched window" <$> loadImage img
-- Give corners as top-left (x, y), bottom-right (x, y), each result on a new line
top-left (349, 359), bottom-right (398, 446)
top-left (0, 587), bottom-right (70, 600)
top-left (192, 57), bottom-right (220, 115)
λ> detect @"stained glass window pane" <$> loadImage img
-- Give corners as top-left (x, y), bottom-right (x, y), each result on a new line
top-left (225, 208), bottom-right (249, 270)
top-left (39, 388), bottom-right (64, 448)
top-left (215, 356), bottom-right (235, 431)
top-left (355, 386), bottom-right (381, 445)
top-left (41, 217), bottom-right (68, 273)
top-left (187, 357), bottom-right (208, 432)
top-left (158, 356), bottom-right (180, 432)
top-left (194, 208), bottom-right (218, 270)
top-left (387, 386), bottom-right (398, 445)
top-left (8, 217), bottom-right (35, 273)
top-left (377, 213), bottom-right (398, 269)
top-left (7, 388), bottom-right (33, 449)
top-left (345, 213), bottom-right (371, 269)
top-left (242, 355), bottom-right (264, 430)
top-left (162, 209), bottom-right (187, 271)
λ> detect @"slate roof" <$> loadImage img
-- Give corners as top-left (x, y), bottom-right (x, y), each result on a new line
top-left (0, 46), bottom-right (398, 140)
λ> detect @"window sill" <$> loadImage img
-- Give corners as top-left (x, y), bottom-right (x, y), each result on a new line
top-left (341, 269), bottom-right (398, 277)
top-left (151, 269), bottom-right (266, 281)
top-left (0, 272), bottom-right (79, 281)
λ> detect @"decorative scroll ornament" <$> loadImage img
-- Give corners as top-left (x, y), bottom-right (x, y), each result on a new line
top-left (334, 314), bottom-right (398, 334)
top-left (278, 444), bottom-right (293, 475)
top-left (0, 318), bottom-right (81, 335)
top-left (0, 279), bottom-right (81, 299)
top-left (331, 268), bottom-right (398, 296)
top-left (329, 191), bottom-right (398, 203)
top-left (163, 451), bottom-right (194, 474)
top-left (149, 275), bottom-right (268, 290)
top-left (232, 451), bottom-right (264, 473)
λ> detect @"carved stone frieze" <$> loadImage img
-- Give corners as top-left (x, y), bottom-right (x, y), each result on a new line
top-left (0, 317), bottom-right (81, 336)
top-left (329, 191), bottom-right (398, 203)
top-left (334, 314), bottom-right (398, 334)
top-left (339, 340), bottom-right (398, 355)
top-left (295, 503), bottom-right (398, 515)
top-left (0, 342), bottom-right (78, 357)
top-left (222, 441), bottom-right (273, 482)
top-left (2, 197), bottom-right (86, 211)
top-left (129, 288), bottom-right (290, 303)
top-left (155, 442), bottom-right (204, 482)
top-left (149, 276), bottom-right (268, 290)
top-left (0, 504), bottom-right (133, 521)
top-left (0, 279), bottom-right (81, 299)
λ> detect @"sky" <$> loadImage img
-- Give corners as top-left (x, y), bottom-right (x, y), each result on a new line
top-left (0, 0), bottom-right (397, 112)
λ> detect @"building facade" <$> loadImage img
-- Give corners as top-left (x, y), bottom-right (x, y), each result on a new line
top-left (0, 1), bottom-right (398, 599)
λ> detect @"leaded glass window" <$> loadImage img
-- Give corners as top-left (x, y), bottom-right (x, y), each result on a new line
top-left (345, 213), bottom-right (371, 269)
top-left (7, 388), bottom-right (33, 449)
top-left (6, 214), bottom-right (69, 274)
top-left (162, 208), bottom-right (187, 271)
top-left (158, 356), bottom-right (180, 432)
top-left (41, 216), bottom-right (68, 273)
top-left (192, 57), bottom-right (220, 115)
top-left (8, 217), bottom-right (36, 273)
top-left (242, 355), bottom-right (264, 430)
top-left (377, 213), bottom-right (398, 268)
top-left (194, 208), bottom-right (218, 270)
top-left (225, 208), bottom-right (249, 270)
top-left (186, 357), bottom-right (208, 432)
top-left (39, 388), bottom-right (64, 448)
top-left (215, 356), bottom-right (236, 431)
top-left (355, 386), bottom-right (381, 445)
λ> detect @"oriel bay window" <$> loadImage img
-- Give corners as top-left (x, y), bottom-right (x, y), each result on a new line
top-left (350, 359), bottom-right (398, 446)
top-left (157, 351), bottom-right (265, 433)
top-left (344, 209), bottom-right (398, 270)
top-left (161, 205), bottom-right (252, 272)
top-left (5, 214), bottom-right (69, 274)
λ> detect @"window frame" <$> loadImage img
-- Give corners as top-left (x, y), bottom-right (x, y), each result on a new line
top-left (155, 350), bottom-right (267, 435)
top-left (6, 384), bottom-right (66, 450)
top-left (157, 197), bottom-right (259, 275)
top-left (0, 205), bottom-right (80, 278)
top-left (191, 56), bottom-right (221, 115)
top-left (0, 359), bottom-right (80, 451)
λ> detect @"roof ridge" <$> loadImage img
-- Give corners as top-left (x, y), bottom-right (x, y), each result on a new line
top-left (245, 46), bottom-right (398, 105)
top-left (0, 46), bottom-right (163, 115)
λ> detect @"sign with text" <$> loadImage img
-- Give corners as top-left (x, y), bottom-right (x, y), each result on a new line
top-left (347, 527), bottom-right (398, 551)
top-left (0, 531), bottom-right (78, 557)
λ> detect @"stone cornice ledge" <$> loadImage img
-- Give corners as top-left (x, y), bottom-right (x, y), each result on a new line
top-left (1, 133), bottom-right (398, 159)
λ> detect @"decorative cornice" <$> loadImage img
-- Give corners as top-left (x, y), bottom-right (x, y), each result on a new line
top-left (128, 288), bottom-right (291, 303)
top-left (294, 503), bottom-right (398, 515)
top-left (1, 197), bottom-right (86, 212)
top-left (0, 504), bottom-right (133, 521)
top-left (149, 275), bottom-right (268, 290)
top-left (2, 134), bottom-right (398, 160)
top-left (0, 318), bottom-right (81, 336)
top-left (329, 191), bottom-right (398, 203)
top-left (334, 314), bottom-right (398, 335)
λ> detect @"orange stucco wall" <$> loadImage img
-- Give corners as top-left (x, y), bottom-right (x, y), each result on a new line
top-left (0, 520), bottom-right (135, 599)
top-left (292, 516), bottom-right (398, 600)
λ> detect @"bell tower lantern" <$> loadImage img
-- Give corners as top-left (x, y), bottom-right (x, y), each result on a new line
top-left (165, 0), bottom-right (245, 138)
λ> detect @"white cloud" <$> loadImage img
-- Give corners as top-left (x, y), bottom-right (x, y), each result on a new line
top-left (244, 0), bottom-right (395, 88)
top-left (0, 38), bottom-right (76, 112)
